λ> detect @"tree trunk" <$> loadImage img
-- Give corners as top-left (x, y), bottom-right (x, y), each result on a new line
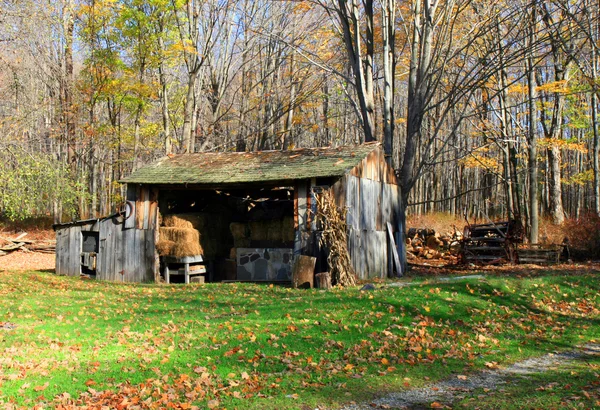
top-left (282, 51), bottom-right (297, 150)
top-left (548, 146), bottom-right (565, 224)
top-left (527, 9), bottom-right (539, 242)
top-left (382, 0), bottom-right (395, 165)
top-left (158, 34), bottom-right (171, 155)
top-left (182, 71), bottom-right (198, 153)
top-left (592, 90), bottom-right (600, 215)
top-left (336, 0), bottom-right (375, 143)
top-left (63, 0), bottom-right (76, 172)
top-left (400, 0), bottom-right (427, 197)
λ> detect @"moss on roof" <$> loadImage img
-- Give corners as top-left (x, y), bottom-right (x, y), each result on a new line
top-left (122, 143), bottom-right (380, 185)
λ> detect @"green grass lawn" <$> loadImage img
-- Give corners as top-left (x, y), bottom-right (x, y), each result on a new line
top-left (0, 267), bottom-right (599, 409)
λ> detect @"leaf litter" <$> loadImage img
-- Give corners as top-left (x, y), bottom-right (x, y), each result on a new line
top-left (343, 344), bottom-right (600, 409)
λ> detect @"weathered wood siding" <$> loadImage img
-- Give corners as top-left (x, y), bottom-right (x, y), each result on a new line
top-left (55, 184), bottom-right (158, 282)
top-left (334, 147), bottom-right (402, 279)
top-left (55, 221), bottom-right (97, 277)
top-left (95, 217), bottom-right (155, 282)
top-left (294, 179), bottom-right (312, 256)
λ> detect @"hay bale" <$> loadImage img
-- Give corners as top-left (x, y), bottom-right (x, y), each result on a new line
top-left (159, 227), bottom-right (203, 257)
top-left (249, 221), bottom-right (269, 241)
top-left (160, 227), bottom-right (200, 244)
top-left (156, 240), bottom-right (176, 256)
top-left (162, 215), bottom-right (194, 229)
top-left (233, 238), bottom-right (251, 248)
top-left (267, 220), bottom-right (283, 242)
top-left (163, 213), bottom-right (207, 230)
top-left (171, 241), bottom-right (203, 257)
top-left (230, 223), bottom-right (248, 240)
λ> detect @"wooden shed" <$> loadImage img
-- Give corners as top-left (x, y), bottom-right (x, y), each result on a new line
top-left (54, 142), bottom-right (403, 282)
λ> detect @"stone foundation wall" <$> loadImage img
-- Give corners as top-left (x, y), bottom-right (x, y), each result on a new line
top-left (236, 248), bottom-right (293, 281)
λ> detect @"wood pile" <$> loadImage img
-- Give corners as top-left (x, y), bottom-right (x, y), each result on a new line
top-left (0, 233), bottom-right (56, 256)
top-left (405, 227), bottom-right (462, 262)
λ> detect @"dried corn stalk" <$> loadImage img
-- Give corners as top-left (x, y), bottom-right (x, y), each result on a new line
top-left (315, 189), bottom-right (357, 287)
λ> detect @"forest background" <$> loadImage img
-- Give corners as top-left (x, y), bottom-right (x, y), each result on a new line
top-left (1, 0), bottom-right (599, 246)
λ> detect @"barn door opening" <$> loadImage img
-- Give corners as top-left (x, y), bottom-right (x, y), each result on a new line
top-left (81, 231), bottom-right (99, 276)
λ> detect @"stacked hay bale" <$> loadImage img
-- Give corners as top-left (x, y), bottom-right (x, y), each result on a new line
top-left (230, 222), bottom-right (250, 248)
top-left (156, 215), bottom-right (203, 257)
top-left (230, 217), bottom-right (295, 248)
top-left (161, 212), bottom-right (231, 259)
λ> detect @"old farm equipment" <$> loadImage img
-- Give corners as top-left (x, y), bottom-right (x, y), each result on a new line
top-left (461, 219), bottom-right (524, 265)
top-left (516, 243), bottom-right (564, 264)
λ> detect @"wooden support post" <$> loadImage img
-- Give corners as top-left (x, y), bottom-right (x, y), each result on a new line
top-left (292, 255), bottom-right (316, 289)
top-left (184, 262), bottom-right (190, 284)
top-left (315, 272), bottom-right (332, 289)
top-left (387, 223), bottom-right (402, 277)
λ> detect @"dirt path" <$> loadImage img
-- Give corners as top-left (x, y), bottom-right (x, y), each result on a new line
top-left (0, 251), bottom-right (55, 271)
top-left (343, 344), bottom-right (600, 409)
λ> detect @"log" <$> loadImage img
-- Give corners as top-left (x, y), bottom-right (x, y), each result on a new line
top-left (315, 272), bottom-right (332, 289)
top-left (292, 255), bottom-right (316, 289)
top-left (0, 242), bottom-right (26, 252)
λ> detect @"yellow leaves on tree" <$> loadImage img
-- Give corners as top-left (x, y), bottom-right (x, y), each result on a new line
top-left (460, 149), bottom-right (500, 172)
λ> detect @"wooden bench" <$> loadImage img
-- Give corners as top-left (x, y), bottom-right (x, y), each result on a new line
top-left (163, 255), bottom-right (207, 284)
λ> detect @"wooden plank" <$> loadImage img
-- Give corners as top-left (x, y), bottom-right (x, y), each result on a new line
top-left (97, 218), bottom-right (116, 281)
top-left (70, 227), bottom-right (81, 276)
top-left (376, 183), bottom-right (387, 231)
top-left (307, 179), bottom-right (314, 231)
top-left (135, 185), bottom-right (144, 229)
top-left (346, 176), bottom-right (360, 230)
top-left (110, 219), bottom-right (121, 281)
top-left (331, 176), bottom-right (347, 210)
top-left (55, 229), bottom-right (66, 275)
top-left (97, 221), bottom-right (106, 278)
top-left (359, 178), bottom-right (377, 231)
top-left (387, 222), bottom-right (402, 277)
top-left (125, 184), bottom-right (137, 229)
top-left (142, 186), bottom-right (151, 229)
top-left (148, 187), bottom-right (159, 230)
top-left (163, 255), bottom-right (204, 264)
top-left (297, 181), bottom-right (308, 231)
top-left (292, 255), bottom-right (316, 288)
top-left (348, 228), bottom-right (365, 279)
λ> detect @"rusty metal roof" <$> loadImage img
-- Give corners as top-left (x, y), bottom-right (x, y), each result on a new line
top-left (122, 143), bottom-right (380, 185)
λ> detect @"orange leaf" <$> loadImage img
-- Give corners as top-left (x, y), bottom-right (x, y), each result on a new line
top-left (34, 382), bottom-right (49, 392)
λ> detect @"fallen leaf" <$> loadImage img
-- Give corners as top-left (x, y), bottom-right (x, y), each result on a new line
top-left (34, 382), bottom-right (49, 392)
